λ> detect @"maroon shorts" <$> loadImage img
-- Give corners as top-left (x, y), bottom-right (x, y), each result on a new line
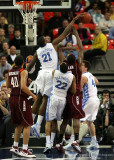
top-left (63, 90), bottom-right (85, 119)
top-left (9, 96), bottom-right (33, 126)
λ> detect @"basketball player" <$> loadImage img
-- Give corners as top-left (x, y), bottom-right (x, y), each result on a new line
top-left (55, 27), bottom-right (85, 153)
top-left (6, 55), bottom-right (37, 158)
top-left (26, 14), bottom-right (84, 139)
top-left (81, 60), bottom-right (100, 149)
top-left (43, 62), bottom-right (76, 153)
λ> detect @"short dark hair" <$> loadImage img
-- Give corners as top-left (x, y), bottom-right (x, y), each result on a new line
top-left (14, 55), bottom-right (24, 66)
top-left (67, 54), bottom-right (75, 65)
top-left (3, 70), bottom-right (9, 77)
top-left (83, 60), bottom-right (91, 70)
top-left (102, 90), bottom-right (110, 96)
top-left (60, 62), bottom-right (68, 73)
top-left (0, 54), bottom-right (7, 59)
top-left (37, 36), bottom-right (45, 47)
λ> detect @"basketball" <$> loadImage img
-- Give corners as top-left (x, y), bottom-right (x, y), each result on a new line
top-left (80, 12), bottom-right (92, 24)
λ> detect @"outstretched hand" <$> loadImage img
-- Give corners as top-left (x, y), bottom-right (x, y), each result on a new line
top-left (73, 12), bottom-right (87, 21)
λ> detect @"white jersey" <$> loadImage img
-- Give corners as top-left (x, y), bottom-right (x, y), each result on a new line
top-left (83, 72), bottom-right (98, 99)
top-left (52, 70), bottom-right (73, 98)
top-left (36, 43), bottom-right (58, 70)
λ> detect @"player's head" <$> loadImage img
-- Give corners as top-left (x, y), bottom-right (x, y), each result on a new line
top-left (14, 55), bottom-right (24, 67)
top-left (60, 62), bottom-right (68, 73)
top-left (37, 36), bottom-right (45, 47)
top-left (67, 54), bottom-right (75, 65)
top-left (82, 60), bottom-right (91, 72)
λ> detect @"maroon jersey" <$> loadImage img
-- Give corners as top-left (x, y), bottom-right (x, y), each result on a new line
top-left (62, 60), bottom-right (85, 119)
top-left (8, 66), bottom-right (28, 98)
top-left (67, 61), bottom-right (82, 91)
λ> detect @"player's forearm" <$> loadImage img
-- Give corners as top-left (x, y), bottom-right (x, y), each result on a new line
top-left (74, 30), bottom-right (83, 51)
top-left (26, 53), bottom-right (37, 72)
top-left (26, 60), bottom-right (36, 72)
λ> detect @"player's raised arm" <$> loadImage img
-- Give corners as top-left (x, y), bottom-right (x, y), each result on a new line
top-left (52, 14), bottom-right (84, 51)
top-left (26, 52), bottom-right (37, 72)
top-left (58, 45), bottom-right (66, 63)
top-left (72, 26), bottom-right (83, 70)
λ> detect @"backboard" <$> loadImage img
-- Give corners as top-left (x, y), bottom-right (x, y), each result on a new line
top-left (0, 0), bottom-right (75, 11)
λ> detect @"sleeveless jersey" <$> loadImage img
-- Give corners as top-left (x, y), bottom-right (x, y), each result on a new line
top-left (52, 70), bottom-right (73, 98)
top-left (82, 72), bottom-right (98, 99)
top-left (8, 67), bottom-right (28, 98)
top-left (36, 43), bottom-right (58, 70)
top-left (67, 61), bottom-right (82, 91)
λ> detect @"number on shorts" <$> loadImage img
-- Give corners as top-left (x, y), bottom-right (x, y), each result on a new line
top-left (42, 52), bottom-right (52, 62)
top-left (55, 80), bottom-right (67, 90)
top-left (76, 96), bottom-right (79, 105)
top-left (11, 76), bottom-right (19, 88)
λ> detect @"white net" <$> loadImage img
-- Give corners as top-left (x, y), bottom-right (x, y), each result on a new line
top-left (16, 1), bottom-right (40, 45)
top-left (17, 2), bottom-right (39, 24)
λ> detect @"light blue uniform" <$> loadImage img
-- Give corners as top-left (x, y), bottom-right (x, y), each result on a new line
top-left (35, 43), bottom-right (58, 96)
top-left (46, 70), bottom-right (73, 121)
top-left (82, 72), bottom-right (100, 121)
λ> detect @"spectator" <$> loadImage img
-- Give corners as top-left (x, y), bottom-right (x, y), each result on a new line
top-left (6, 24), bottom-right (15, 41)
top-left (58, 19), bottom-right (69, 35)
top-left (7, 46), bottom-right (17, 65)
top-left (0, 16), bottom-right (8, 34)
top-left (109, 27), bottom-right (114, 40)
top-left (0, 55), bottom-right (12, 81)
top-left (102, 1), bottom-right (110, 14)
top-left (92, 7), bottom-right (104, 24)
top-left (109, 5), bottom-right (114, 20)
top-left (0, 28), bottom-right (9, 51)
top-left (74, 0), bottom-right (82, 12)
top-left (0, 70), bottom-right (9, 89)
top-left (37, 12), bottom-right (44, 36)
top-left (88, 2), bottom-right (98, 17)
top-left (98, 12), bottom-right (114, 34)
top-left (0, 89), bottom-right (11, 146)
top-left (0, 42), bottom-right (10, 57)
top-left (77, 22), bottom-right (92, 45)
top-left (95, 90), bottom-right (111, 144)
top-left (84, 26), bottom-right (107, 61)
top-left (105, 100), bottom-right (114, 145)
top-left (9, 29), bottom-right (25, 49)
top-left (62, 41), bottom-right (78, 59)
top-left (58, 19), bottom-right (77, 46)
top-left (61, 33), bottom-right (77, 46)
top-left (45, 12), bottom-right (63, 39)
top-left (0, 12), bottom-right (8, 24)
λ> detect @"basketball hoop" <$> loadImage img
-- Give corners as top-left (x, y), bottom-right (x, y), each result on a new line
top-left (15, 1), bottom-right (40, 24)
top-left (16, 1), bottom-right (40, 12)
top-left (15, 1), bottom-right (40, 46)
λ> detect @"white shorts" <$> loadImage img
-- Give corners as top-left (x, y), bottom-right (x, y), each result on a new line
top-left (35, 70), bottom-right (53, 96)
top-left (46, 94), bottom-right (66, 121)
top-left (83, 97), bottom-right (100, 122)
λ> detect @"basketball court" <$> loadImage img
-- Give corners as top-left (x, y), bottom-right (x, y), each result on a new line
top-left (0, 145), bottom-right (114, 160)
